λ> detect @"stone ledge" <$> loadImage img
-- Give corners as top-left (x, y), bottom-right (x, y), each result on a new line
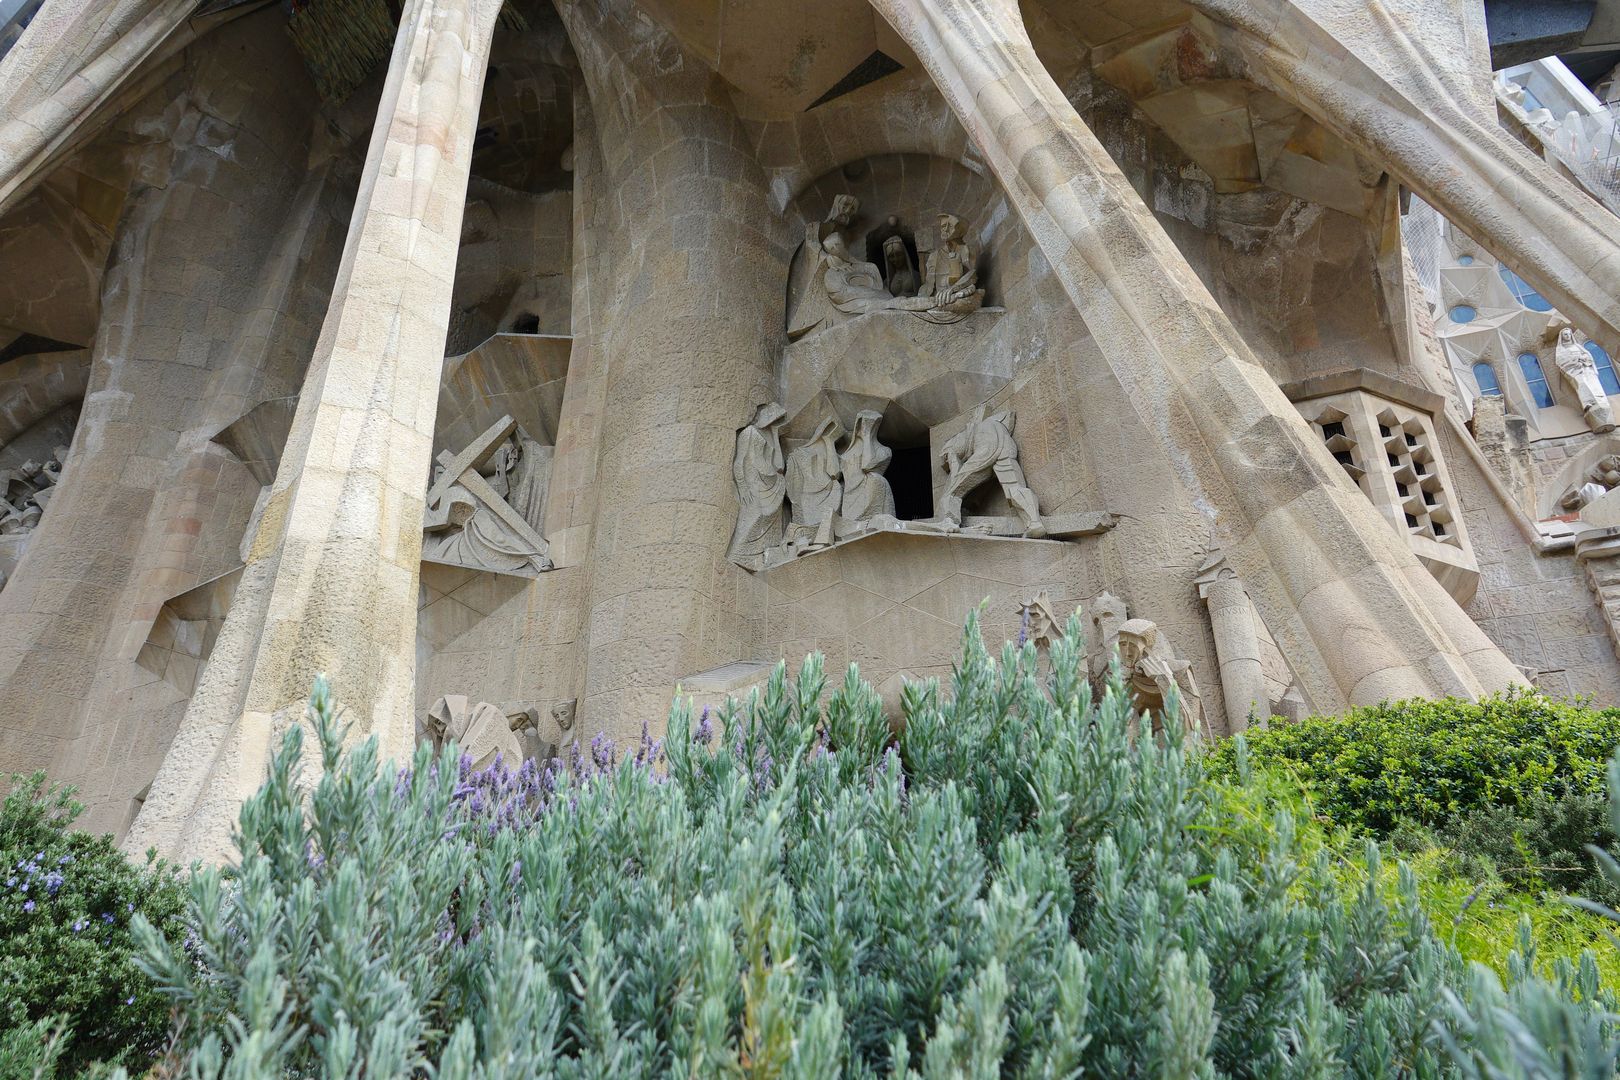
top-left (1279, 368), bottom-right (1446, 415)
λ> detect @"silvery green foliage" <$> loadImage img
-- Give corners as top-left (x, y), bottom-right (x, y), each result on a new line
top-left (127, 613), bottom-right (1597, 1078)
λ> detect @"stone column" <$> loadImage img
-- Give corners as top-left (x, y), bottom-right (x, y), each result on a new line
top-left (1195, 556), bottom-right (1267, 732)
top-left (1188, 0), bottom-right (1620, 353)
top-left (553, 0), bottom-right (785, 733)
top-left (867, 0), bottom-right (1523, 708)
top-left (0, 0), bottom-right (196, 216)
top-left (126, 0), bottom-right (502, 863)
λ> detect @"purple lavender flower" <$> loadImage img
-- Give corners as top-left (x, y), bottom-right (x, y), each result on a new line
top-left (43, 871), bottom-right (62, 896)
top-left (695, 706), bottom-right (714, 744)
top-left (21, 900), bottom-right (34, 913)
top-left (72, 919), bottom-right (87, 932)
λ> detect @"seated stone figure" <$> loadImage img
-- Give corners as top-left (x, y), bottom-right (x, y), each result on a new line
top-left (839, 409), bottom-right (895, 528)
top-left (918, 212), bottom-right (983, 314)
top-left (938, 405), bottom-right (1044, 537)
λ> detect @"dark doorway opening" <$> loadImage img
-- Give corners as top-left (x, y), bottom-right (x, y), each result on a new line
top-left (886, 444), bottom-right (934, 521)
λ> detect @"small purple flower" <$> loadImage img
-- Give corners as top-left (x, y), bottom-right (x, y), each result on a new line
top-left (695, 707), bottom-right (714, 744)
top-left (72, 919), bottom-right (87, 932)
top-left (22, 900), bottom-right (34, 913)
top-left (43, 871), bottom-right (62, 896)
top-left (101, 912), bottom-right (114, 924)
top-left (124, 996), bottom-right (134, 1006)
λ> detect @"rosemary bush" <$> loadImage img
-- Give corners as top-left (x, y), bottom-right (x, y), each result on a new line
top-left (128, 614), bottom-right (1620, 1077)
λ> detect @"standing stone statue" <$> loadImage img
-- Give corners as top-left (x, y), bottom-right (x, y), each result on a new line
top-left (787, 416), bottom-right (844, 548)
top-left (1114, 618), bottom-right (1205, 736)
top-left (728, 402), bottom-right (788, 570)
top-left (939, 406), bottom-right (1044, 537)
top-left (1555, 327), bottom-right (1616, 433)
top-left (839, 409), bottom-right (895, 526)
top-left (919, 212), bottom-right (984, 312)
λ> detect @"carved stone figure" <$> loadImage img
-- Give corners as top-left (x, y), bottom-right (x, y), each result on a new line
top-left (1018, 590), bottom-right (1062, 649)
top-left (1559, 453), bottom-right (1620, 512)
top-left (422, 416), bottom-right (553, 577)
top-left (920, 212), bottom-right (983, 311)
top-left (939, 406), bottom-right (1044, 537)
top-left (728, 402), bottom-right (788, 570)
top-left (882, 234), bottom-right (918, 297)
top-left (423, 695), bottom-right (536, 770)
top-left (1114, 618), bottom-right (1205, 736)
top-left (839, 409), bottom-right (895, 526)
top-left (551, 698), bottom-right (577, 732)
top-left (1555, 327), bottom-right (1616, 433)
top-left (0, 449), bottom-right (64, 542)
top-left (787, 416), bottom-right (844, 547)
top-left (503, 432), bottom-right (552, 534)
top-left (1562, 481), bottom-right (1610, 512)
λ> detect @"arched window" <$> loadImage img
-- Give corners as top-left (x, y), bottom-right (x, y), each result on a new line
top-left (1498, 265), bottom-right (1553, 311)
top-left (1473, 362), bottom-right (1502, 397)
top-left (1519, 352), bottom-right (1555, 408)
top-left (1449, 305), bottom-right (1478, 323)
top-left (1585, 340), bottom-right (1620, 396)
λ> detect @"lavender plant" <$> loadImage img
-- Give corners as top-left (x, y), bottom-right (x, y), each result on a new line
top-left (127, 613), bottom-right (1615, 1077)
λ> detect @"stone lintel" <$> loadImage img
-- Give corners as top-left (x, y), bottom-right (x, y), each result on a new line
top-left (1279, 368), bottom-right (1446, 415)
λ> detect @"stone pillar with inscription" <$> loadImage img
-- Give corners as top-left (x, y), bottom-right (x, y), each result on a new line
top-left (125, 0), bottom-right (504, 864)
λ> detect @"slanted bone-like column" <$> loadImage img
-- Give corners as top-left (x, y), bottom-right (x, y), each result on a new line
top-left (1195, 555), bottom-right (1267, 731)
top-left (869, 0), bottom-right (1522, 708)
top-left (125, 0), bottom-right (502, 864)
top-left (0, 0), bottom-right (197, 217)
top-left (1184, 0), bottom-right (1620, 352)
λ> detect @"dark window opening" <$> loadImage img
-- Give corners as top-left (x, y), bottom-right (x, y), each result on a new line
top-left (1387, 453), bottom-right (1401, 467)
top-left (1396, 482), bottom-right (1410, 497)
top-left (1404, 433), bottom-right (1418, 447)
top-left (1332, 450), bottom-right (1355, 467)
top-left (1379, 423), bottom-right (1393, 437)
top-left (1423, 491), bottom-right (1437, 506)
top-left (1404, 512), bottom-right (1419, 528)
top-left (1321, 421), bottom-right (1346, 439)
top-left (886, 444), bottom-right (934, 521)
top-left (1434, 522), bottom-right (1447, 536)
top-left (510, 313), bottom-right (540, 335)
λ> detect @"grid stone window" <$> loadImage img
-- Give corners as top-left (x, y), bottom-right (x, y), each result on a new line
top-left (1286, 370), bottom-right (1479, 603)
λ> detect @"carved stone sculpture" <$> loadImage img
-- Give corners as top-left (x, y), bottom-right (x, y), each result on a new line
top-left (1559, 453), bottom-right (1620, 512)
top-left (939, 406), bottom-right (1044, 537)
top-left (791, 196), bottom-right (987, 338)
top-left (0, 448), bottom-right (64, 541)
top-left (882, 234), bottom-right (918, 297)
top-left (1114, 618), bottom-right (1205, 736)
top-left (1555, 327), bottom-right (1616, 433)
top-left (551, 698), bottom-right (577, 732)
top-left (1018, 590), bottom-right (1062, 649)
top-left (728, 401), bottom-right (788, 570)
top-left (423, 694), bottom-right (536, 770)
top-left (838, 409), bottom-right (895, 526)
top-left (787, 416), bottom-right (844, 548)
top-left (919, 212), bottom-right (983, 312)
top-left (422, 416), bottom-right (553, 577)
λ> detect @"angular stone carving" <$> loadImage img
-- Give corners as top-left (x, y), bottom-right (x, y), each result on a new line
top-left (1018, 589), bottom-right (1062, 650)
top-left (0, 447), bottom-right (63, 539)
top-left (728, 402), bottom-right (788, 571)
top-left (423, 695), bottom-right (537, 770)
top-left (919, 212), bottom-right (983, 312)
top-left (1555, 327), bottom-right (1616, 433)
top-left (1114, 618), bottom-right (1205, 736)
top-left (791, 196), bottom-right (988, 339)
top-left (786, 416), bottom-right (844, 548)
top-left (1559, 454), bottom-right (1620, 512)
top-left (838, 409), bottom-right (895, 526)
top-left (939, 406), bottom-right (1044, 537)
top-left (422, 415), bottom-right (553, 577)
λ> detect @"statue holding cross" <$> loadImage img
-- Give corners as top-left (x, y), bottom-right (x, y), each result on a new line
top-left (422, 415), bottom-right (554, 577)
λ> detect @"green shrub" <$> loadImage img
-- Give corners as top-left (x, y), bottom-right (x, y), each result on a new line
top-left (131, 616), bottom-right (1554, 1077)
top-left (0, 773), bottom-right (186, 1077)
top-left (1206, 691), bottom-right (1620, 836)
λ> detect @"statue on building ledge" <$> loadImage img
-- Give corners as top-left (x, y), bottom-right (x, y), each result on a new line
top-left (789, 196), bottom-right (984, 340)
top-left (1555, 327), bottom-right (1617, 434)
top-left (422, 416), bottom-right (553, 577)
top-left (938, 406), bottom-right (1045, 537)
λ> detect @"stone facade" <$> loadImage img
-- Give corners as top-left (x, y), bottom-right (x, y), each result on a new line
top-left (0, 0), bottom-right (1617, 861)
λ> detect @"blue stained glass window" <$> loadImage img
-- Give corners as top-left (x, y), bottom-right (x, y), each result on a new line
top-left (1450, 305), bottom-right (1477, 323)
top-left (1473, 362), bottom-right (1502, 397)
top-left (1498, 265), bottom-right (1553, 311)
top-left (1586, 340), bottom-right (1620, 396)
top-left (1458, 254), bottom-right (1475, 265)
top-left (1519, 352), bottom-right (1555, 408)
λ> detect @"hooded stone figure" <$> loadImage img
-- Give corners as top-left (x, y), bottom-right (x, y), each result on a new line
top-left (728, 402), bottom-right (788, 569)
top-left (883, 235), bottom-right (919, 297)
top-left (787, 416), bottom-right (845, 541)
top-left (1554, 326), bottom-right (1617, 433)
top-left (840, 409), bottom-right (895, 524)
